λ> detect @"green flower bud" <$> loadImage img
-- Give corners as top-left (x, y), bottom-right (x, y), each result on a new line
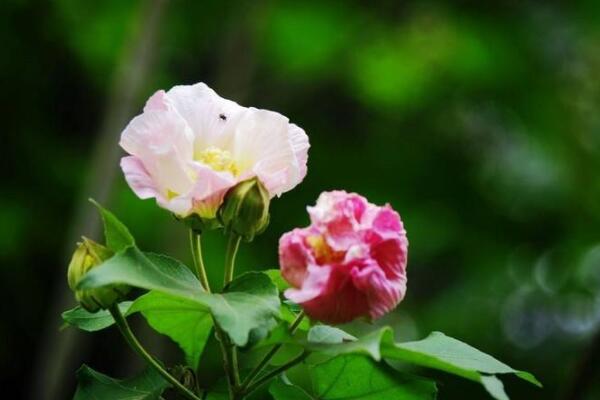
top-left (219, 178), bottom-right (270, 241)
top-left (67, 238), bottom-right (130, 312)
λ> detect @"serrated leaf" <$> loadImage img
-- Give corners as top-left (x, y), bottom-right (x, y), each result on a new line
top-left (73, 364), bottom-right (169, 400)
top-left (129, 291), bottom-right (213, 369)
top-left (311, 355), bottom-right (437, 400)
top-left (90, 199), bottom-right (135, 252)
top-left (78, 251), bottom-right (280, 347)
top-left (62, 302), bottom-right (133, 332)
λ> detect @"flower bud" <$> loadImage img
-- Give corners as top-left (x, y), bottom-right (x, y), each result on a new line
top-left (219, 178), bottom-right (270, 241)
top-left (67, 238), bottom-right (130, 312)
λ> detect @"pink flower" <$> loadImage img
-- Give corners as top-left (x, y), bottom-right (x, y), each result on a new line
top-left (279, 191), bottom-right (408, 324)
top-left (120, 83), bottom-right (310, 218)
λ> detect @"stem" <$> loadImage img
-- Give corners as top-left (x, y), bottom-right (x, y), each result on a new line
top-left (243, 351), bottom-right (309, 397)
top-left (189, 230), bottom-right (211, 293)
top-left (240, 311), bottom-right (305, 390)
top-left (214, 325), bottom-right (237, 400)
top-left (222, 232), bottom-right (242, 392)
top-left (223, 233), bottom-right (241, 287)
top-left (108, 305), bottom-right (201, 400)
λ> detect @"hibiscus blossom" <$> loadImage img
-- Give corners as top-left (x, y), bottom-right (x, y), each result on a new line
top-left (120, 83), bottom-right (309, 218)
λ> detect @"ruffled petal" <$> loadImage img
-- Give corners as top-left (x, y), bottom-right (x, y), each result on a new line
top-left (291, 264), bottom-right (370, 324)
top-left (351, 263), bottom-right (406, 320)
top-left (284, 263), bottom-right (333, 304)
top-left (279, 229), bottom-right (314, 288)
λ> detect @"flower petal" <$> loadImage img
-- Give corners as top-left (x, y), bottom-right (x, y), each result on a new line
top-left (119, 103), bottom-right (195, 195)
top-left (166, 83), bottom-right (247, 152)
top-left (279, 228), bottom-right (314, 288)
top-left (232, 108), bottom-right (306, 197)
top-left (120, 156), bottom-right (159, 200)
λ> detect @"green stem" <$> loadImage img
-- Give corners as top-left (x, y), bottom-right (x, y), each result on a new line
top-left (222, 232), bottom-right (242, 392)
top-left (189, 230), bottom-right (211, 293)
top-left (243, 351), bottom-right (309, 397)
top-left (223, 233), bottom-right (241, 287)
top-left (240, 311), bottom-right (305, 391)
top-left (108, 305), bottom-right (201, 400)
top-left (214, 325), bottom-right (237, 400)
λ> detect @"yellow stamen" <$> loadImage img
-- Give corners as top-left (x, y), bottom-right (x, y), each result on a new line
top-left (195, 146), bottom-right (239, 176)
top-left (166, 189), bottom-right (179, 200)
top-left (307, 234), bottom-right (343, 263)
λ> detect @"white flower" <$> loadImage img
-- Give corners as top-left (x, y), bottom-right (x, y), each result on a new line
top-left (119, 83), bottom-right (310, 218)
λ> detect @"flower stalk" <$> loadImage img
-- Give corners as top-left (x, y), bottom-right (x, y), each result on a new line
top-left (223, 232), bottom-right (241, 287)
top-left (242, 351), bottom-right (309, 397)
top-left (240, 311), bottom-right (305, 391)
top-left (108, 304), bottom-right (201, 400)
top-left (189, 230), bottom-right (211, 292)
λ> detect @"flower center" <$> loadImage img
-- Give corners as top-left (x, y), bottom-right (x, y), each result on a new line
top-left (306, 234), bottom-right (344, 264)
top-left (195, 146), bottom-right (239, 176)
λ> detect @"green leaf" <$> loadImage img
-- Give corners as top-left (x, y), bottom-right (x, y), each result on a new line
top-left (305, 327), bottom-right (540, 399)
top-left (480, 375), bottom-right (509, 400)
top-left (129, 291), bottom-right (213, 369)
top-left (215, 272), bottom-right (281, 346)
top-left (270, 377), bottom-right (314, 400)
top-left (79, 251), bottom-right (280, 347)
top-left (62, 302), bottom-right (132, 332)
top-left (78, 248), bottom-right (203, 299)
top-left (90, 199), bottom-right (134, 252)
top-left (73, 364), bottom-right (169, 400)
top-left (384, 331), bottom-right (541, 387)
top-left (264, 269), bottom-right (291, 292)
top-left (307, 325), bottom-right (356, 344)
top-left (310, 355), bottom-right (437, 400)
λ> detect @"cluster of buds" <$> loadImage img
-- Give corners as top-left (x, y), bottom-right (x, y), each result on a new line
top-left (67, 238), bottom-right (130, 312)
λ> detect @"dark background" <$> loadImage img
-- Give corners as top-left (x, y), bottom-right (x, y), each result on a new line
top-left (2, 0), bottom-right (600, 399)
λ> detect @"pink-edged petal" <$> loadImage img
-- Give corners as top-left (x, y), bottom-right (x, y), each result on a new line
top-left (279, 229), bottom-right (314, 288)
top-left (120, 156), bottom-right (159, 199)
top-left (143, 90), bottom-right (170, 112)
top-left (372, 205), bottom-right (405, 237)
top-left (308, 191), bottom-right (369, 251)
top-left (119, 105), bottom-right (195, 195)
top-left (284, 263), bottom-right (332, 304)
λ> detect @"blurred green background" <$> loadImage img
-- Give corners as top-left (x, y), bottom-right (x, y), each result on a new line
top-left (2, 0), bottom-right (600, 399)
